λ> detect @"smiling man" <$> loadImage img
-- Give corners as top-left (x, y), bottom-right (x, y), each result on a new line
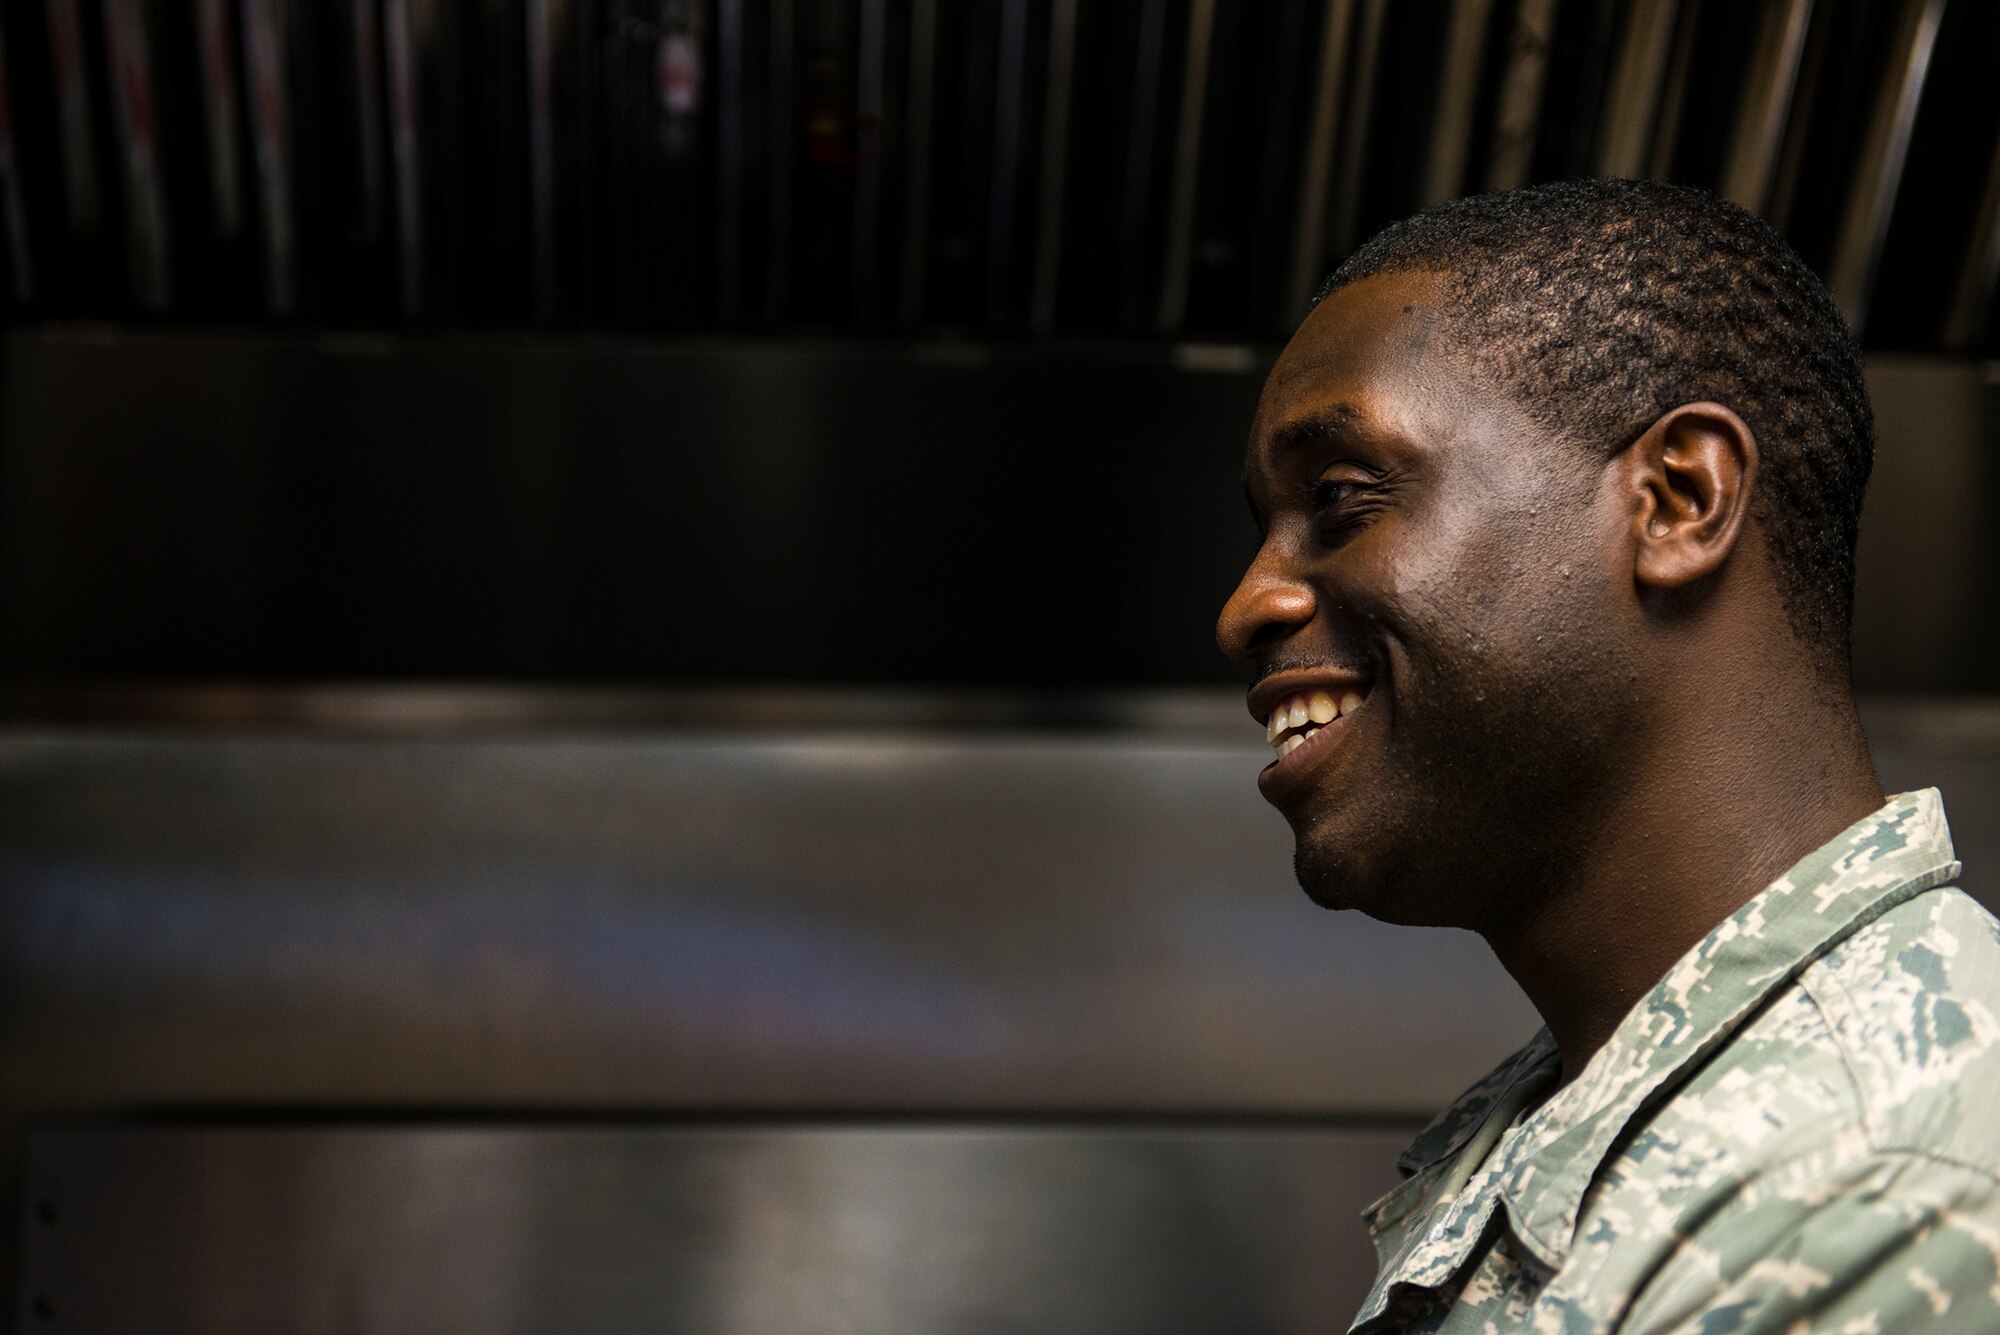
top-left (1219, 179), bottom-right (2000, 1333)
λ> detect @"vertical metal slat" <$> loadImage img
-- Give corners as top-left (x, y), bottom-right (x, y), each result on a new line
top-left (527, 0), bottom-right (558, 321)
top-left (1645, 0), bottom-right (1704, 180)
top-left (714, 0), bottom-right (745, 324)
top-left (1117, 0), bottom-right (1169, 328)
top-left (1943, 130), bottom-right (2000, 351)
top-left (383, 0), bottom-right (424, 316)
top-left (104, 0), bottom-right (171, 308)
top-left (242, 0), bottom-right (297, 314)
top-left (1326, 0), bottom-right (1386, 257)
top-left (986, 0), bottom-right (1032, 325)
top-left (1720, 0), bottom-right (1815, 214)
top-left (897, 0), bottom-right (937, 326)
top-left (1484, 0), bottom-right (1556, 192)
top-left (350, 0), bottom-right (388, 243)
top-left (1028, 0), bottom-right (1079, 333)
top-left (195, 0), bottom-right (245, 238)
top-left (1286, 0), bottom-right (1358, 317)
top-left (1421, 0), bottom-right (1494, 207)
top-left (766, 0), bottom-right (794, 325)
top-left (1827, 0), bottom-right (1947, 330)
top-left (853, 0), bottom-right (888, 322)
top-left (0, 22), bottom-right (34, 301)
top-left (1594, 0), bottom-right (1679, 180)
top-left (1157, 0), bottom-right (1217, 331)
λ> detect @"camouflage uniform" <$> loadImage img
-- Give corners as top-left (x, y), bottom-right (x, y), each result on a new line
top-left (1355, 789), bottom-right (2000, 1333)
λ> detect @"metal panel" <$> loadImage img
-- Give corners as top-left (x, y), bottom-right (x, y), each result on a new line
top-left (16, 1123), bottom-right (1411, 1334)
top-left (0, 727), bottom-right (1536, 1122)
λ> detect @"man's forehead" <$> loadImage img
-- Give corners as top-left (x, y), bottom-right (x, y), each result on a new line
top-left (1268, 271), bottom-right (1450, 392)
top-left (1254, 272), bottom-right (1458, 449)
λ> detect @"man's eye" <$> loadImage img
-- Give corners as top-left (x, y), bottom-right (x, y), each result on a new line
top-left (1312, 479), bottom-right (1356, 511)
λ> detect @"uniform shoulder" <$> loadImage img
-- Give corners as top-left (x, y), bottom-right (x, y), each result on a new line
top-left (1802, 885), bottom-right (2000, 1174)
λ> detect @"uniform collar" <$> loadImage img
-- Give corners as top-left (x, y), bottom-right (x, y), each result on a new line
top-left (1387, 790), bottom-right (1960, 1275)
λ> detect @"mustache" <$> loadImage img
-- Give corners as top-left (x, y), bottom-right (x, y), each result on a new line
top-left (1248, 657), bottom-right (1370, 690)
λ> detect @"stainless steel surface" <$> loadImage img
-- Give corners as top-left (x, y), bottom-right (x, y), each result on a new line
top-left (1594, 0), bottom-right (1680, 180)
top-left (16, 1123), bottom-right (1411, 1335)
top-left (1158, 0), bottom-right (1217, 331)
top-left (1420, 0), bottom-right (1493, 208)
top-left (1720, 0), bottom-right (1815, 215)
top-left (0, 724), bottom-right (1537, 1121)
top-left (1285, 0), bottom-right (1357, 316)
top-left (1828, 0), bottom-right (1947, 328)
top-left (5, 695), bottom-right (1996, 1326)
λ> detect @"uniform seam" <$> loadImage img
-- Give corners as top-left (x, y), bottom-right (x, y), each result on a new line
top-left (1795, 959), bottom-right (1889, 1153)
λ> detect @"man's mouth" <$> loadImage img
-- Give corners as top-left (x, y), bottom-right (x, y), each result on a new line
top-left (1264, 685), bottom-right (1368, 757)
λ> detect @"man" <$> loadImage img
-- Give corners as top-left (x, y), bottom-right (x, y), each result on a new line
top-left (1217, 178), bottom-right (2000, 1333)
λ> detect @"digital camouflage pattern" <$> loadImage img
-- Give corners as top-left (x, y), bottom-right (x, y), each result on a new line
top-left (1355, 789), bottom-right (2000, 1333)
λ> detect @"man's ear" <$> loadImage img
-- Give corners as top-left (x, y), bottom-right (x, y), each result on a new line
top-left (1622, 401), bottom-right (1757, 594)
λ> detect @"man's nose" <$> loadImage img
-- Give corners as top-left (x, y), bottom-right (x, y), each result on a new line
top-left (1216, 549), bottom-right (1316, 661)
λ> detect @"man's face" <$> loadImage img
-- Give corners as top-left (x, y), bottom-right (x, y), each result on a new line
top-left (1218, 271), bottom-right (1641, 931)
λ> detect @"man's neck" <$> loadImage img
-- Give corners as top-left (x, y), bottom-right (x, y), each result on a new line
top-left (1482, 688), bottom-right (1883, 1089)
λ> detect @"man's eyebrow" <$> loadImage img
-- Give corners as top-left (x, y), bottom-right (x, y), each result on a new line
top-left (1267, 401), bottom-right (1366, 461)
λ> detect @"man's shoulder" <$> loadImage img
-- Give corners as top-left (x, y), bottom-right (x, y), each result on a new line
top-left (1797, 883), bottom-right (2000, 1173)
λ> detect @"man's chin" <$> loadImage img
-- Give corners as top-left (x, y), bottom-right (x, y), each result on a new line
top-left (1291, 837), bottom-right (1459, 927)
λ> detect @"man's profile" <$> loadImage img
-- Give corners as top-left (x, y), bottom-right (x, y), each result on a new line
top-left (1219, 178), bottom-right (2000, 1332)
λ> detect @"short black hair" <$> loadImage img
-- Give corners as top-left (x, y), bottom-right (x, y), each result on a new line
top-left (1315, 177), bottom-right (1873, 668)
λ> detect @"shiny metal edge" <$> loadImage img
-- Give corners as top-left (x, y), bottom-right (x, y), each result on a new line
top-left (0, 685), bottom-right (1991, 745)
top-left (0, 684), bottom-right (1263, 738)
top-left (1828, 0), bottom-right (1948, 330)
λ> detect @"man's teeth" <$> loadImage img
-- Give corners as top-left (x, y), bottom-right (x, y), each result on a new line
top-left (1265, 687), bottom-right (1368, 753)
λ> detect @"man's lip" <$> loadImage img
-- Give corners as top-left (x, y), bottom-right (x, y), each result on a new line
top-left (1256, 707), bottom-right (1354, 803)
top-left (1246, 666), bottom-right (1372, 727)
